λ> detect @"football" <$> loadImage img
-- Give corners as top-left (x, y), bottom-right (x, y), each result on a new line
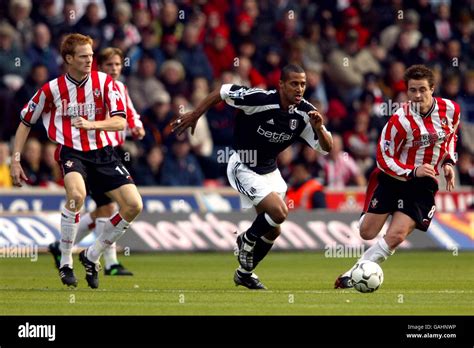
top-left (350, 260), bottom-right (384, 293)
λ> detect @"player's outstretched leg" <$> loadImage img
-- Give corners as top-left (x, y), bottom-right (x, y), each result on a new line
top-left (58, 173), bottom-right (86, 287)
top-left (335, 212), bottom-right (390, 289)
top-left (80, 184), bottom-right (142, 288)
top-left (236, 193), bottom-right (286, 271)
top-left (335, 212), bottom-right (414, 289)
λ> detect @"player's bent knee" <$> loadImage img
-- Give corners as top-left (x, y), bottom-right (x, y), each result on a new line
top-left (359, 225), bottom-right (378, 240)
top-left (269, 206), bottom-right (287, 225)
top-left (66, 191), bottom-right (85, 210)
top-left (385, 230), bottom-right (406, 248)
top-left (125, 199), bottom-right (143, 219)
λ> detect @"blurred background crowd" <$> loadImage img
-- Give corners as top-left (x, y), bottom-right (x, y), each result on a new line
top-left (0, 0), bottom-right (473, 196)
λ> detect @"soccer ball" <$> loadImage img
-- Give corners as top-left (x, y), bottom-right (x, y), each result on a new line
top-left (350, 260), bottom-right (384, 293)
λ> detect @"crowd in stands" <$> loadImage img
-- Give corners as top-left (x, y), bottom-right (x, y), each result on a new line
top-left (0, 0), bottom-right (473, 194)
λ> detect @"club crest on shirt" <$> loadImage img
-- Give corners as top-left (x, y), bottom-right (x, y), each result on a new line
top-left (65, 160), bottom-right (74, 168)
top-left (383, 140), bottom-right (391, 151)
top-left (289, 119), bottom-right (298, 130)
top-left (370, 198), bottom-right (378, 208)
top-left (93, 88), bottom-right (100, 98)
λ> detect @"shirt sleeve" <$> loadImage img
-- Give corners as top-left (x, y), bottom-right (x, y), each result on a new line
top-left (443, 101), bottom-right (461, 166)
top-left (104, 75), bottom-right (126, 118)
top-left (219, 84), bottom-right (278, 115)
top-left (124, 85), bottom-right (142, 129)
top-left (299, 123), bottom-right (330, 155)
top-left (376, 115), bottom-right (413, 178)
top-left (20, 84), bottom-right (51, 127)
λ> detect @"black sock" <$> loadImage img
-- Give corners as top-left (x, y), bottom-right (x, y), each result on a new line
top-left (253, 237), bottom-right (274, 266)
top-left (244, 213), bottom-right (275, 242)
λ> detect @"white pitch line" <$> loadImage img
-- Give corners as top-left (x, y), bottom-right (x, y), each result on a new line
top-left (0, 288), bottom-right (472, 295)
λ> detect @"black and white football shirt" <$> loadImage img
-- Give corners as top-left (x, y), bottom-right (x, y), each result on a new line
top-left (220, 84), bottom-right (329, 174)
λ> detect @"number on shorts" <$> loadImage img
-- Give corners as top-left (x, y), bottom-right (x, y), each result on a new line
top-left (115, 165), bottom-right (130, 176)
top-left (427, 205), bottom-right (436, 219)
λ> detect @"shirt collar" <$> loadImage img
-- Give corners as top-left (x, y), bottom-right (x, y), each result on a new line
top-left (66, 73), bottom-right (89, 88)
top-left (409, 98), bottom-right (436, 118)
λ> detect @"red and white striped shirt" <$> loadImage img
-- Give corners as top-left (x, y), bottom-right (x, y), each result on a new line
top-left (377, 97), bottom-right (461, 179)
top-left (108, 80), bottom-right (143, 147)
top-left (20, 71), bottom-right (126, 151)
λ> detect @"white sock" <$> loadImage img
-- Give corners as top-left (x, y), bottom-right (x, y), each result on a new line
top-left (60, 207), bottom-right (80, 268)
top-left (103, 242), bottom-right (119, 269)
top-left (342, 237), bottom-right (395, 277)
top-left (86, 213), bottom-right (130, 264)
top-left (75, 212), bottom-right (94, 244)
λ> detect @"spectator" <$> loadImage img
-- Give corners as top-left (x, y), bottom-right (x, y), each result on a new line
top-left (133, 145), bottom-right (164, 186)
top-left (21, 138), bottom-right (43, 186)
top-left (318, 134), bottom-right (367, 189)
top-left (128, 25), bottom-right (165, 75)
top-left (103, 2), bottom-right (141, 52)
top-left (434, 3), bottom-right (453, 42)
top-left (0, 141), bottom-right (12, 188)
top-left (336, 7), bottom-right (370, 48)
top-left (389, 31), bottom-right (423, 67)
top-left (53, 0), bottom-right (78, 44)
top-left (127, 53), bottom-right (167, 112)
top-left (74, 3), bottom-right (105, 49)
top-left (457, 149), bottom-right (474, 187)
top-left (259, 45), bottom-right (282, 90)
top-left (442, 74), bottom-right (461, 102)
top-left (458, 71), bottom-right (474, 123)
top-left (6, 0), bottom-right (34, 49)
top-left (40, 141), bottom-right (63, 187)
top-left (204, 26), bottom-right (236, 78)
top-left (286, 159), bottom-right (326, 209)
top-left (0, 22), bottom-right (31, 81)
top-left (327, 29), bottom-right (381, 104)
top-left (141, 90), bottom-right (173, 150)
top-left (303, 63), bottom-right (328, 113)
top-left (177, 25), bottom-right (213, 83)
top-left (380, 9), bottom-right (422, 51)
top-left (26, 23), bottom-right (62, 79)
top-left (233, 56), bottom-right (266, 88)
top-left (13, 63), bottom-right (49, 139)
top-left (189, 91), bottom-right (213, 158)
top-left (153, 1), bottom-right (184, 45)
top-left (343, 110), bottom-right (375, 176)
top-left (160, 133), bottom-right (204, 186)
top-left (159, 59), bottom-right (187, 97)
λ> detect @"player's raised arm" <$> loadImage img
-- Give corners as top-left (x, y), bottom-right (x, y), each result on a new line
top-left (171, 87), bottom-right (222, 135)
top-left (307, 110), bottom-right (333, 152)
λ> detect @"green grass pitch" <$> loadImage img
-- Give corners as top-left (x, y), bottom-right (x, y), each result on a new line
top-left (0, 251), bottom-right (472, 315)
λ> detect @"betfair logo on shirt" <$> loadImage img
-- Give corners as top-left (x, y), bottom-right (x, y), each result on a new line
top-left (257, 125), bottom-right (293, 143)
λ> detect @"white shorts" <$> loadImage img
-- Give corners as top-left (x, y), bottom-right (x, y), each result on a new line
top-left (227, 152), bottom-right (287, 210)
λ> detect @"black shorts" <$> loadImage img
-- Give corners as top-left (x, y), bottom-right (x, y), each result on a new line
top-left (89, 146), bottom-right (128, 208)
top-left (55, 145), bottom-right (134, 199)
top-left (363, 168), bottom-right (438, 231)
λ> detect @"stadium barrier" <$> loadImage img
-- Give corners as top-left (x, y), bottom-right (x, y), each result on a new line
top-left (0, 189), bottom-right (472, 251)
top-left (0, 187), bottom-right (472, 213)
